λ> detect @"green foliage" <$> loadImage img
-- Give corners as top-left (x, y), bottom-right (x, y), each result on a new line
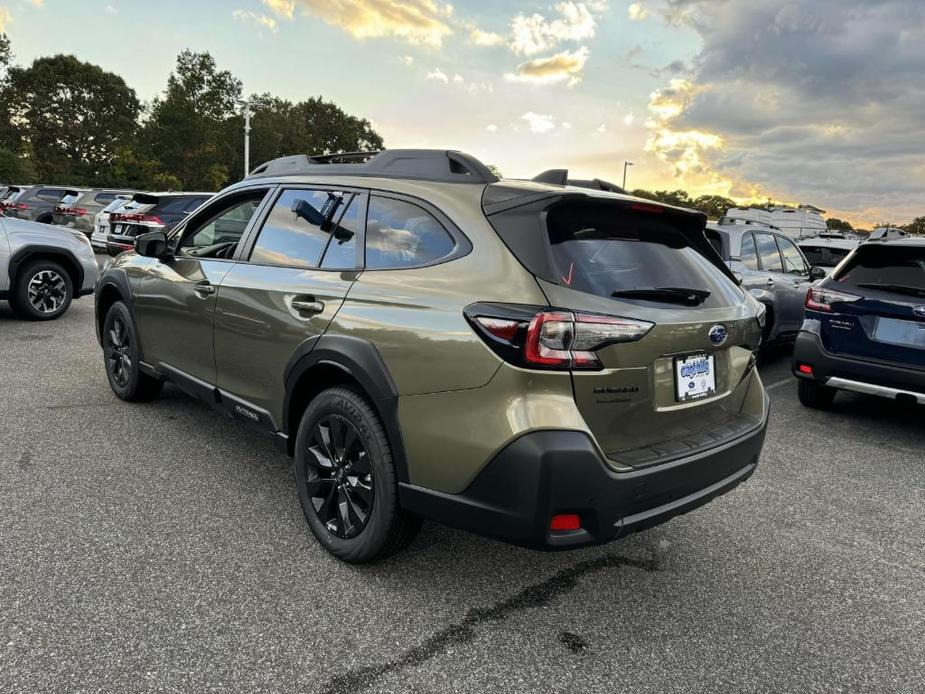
top-left (692, 194), bottom-right (737, 219)
top-left (826, 217), bottom-right (853, 231)
top-left (4, 54), bottom-right (140, 184)
top-left (0, 37), bottom-right (386, 192)
top-left (904, 216), bottom-right (925, 236)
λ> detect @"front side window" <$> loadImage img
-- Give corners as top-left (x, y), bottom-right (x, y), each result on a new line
top-left (365, 196), bottom-right (455, 269)
top-left (740, 234), bottom-right (759, 270)
top-left (179, 196), bottom-right (265, 257)
top-left (250, 189), bottom-right (351, 268)
top-left (754, 233), bottom-right (783, 272)
top-left (778, 237), bottom-right (808, 275)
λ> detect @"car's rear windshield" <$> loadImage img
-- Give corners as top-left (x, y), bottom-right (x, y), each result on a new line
top-left (542, 200), bottom-right (741, 307)
top-left (835, 246), bottom-right (925, 291)
top-left (58, 193), bottom-right (81, 207)
top-left (151, 195), bottom-right (208, 216)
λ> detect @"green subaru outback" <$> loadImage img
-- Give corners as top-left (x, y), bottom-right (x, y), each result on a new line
top-left (95, 150), bottom-right (769, 563)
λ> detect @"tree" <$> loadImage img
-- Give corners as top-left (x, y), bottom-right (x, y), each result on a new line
top-left (223, 93), bottom-right (384, 178)
top-left (904, 216), bottom-right (925, 236)
top-left (142, 50), bottom-right (242, 190)
top-left (826, 217), bottom-right (853, 231)
top-left (631, 189), bottom-right (693, 208)
top-left (5, 54), bottom-right (140, 183)
top-left (692, 194), bottom-right (736, 219)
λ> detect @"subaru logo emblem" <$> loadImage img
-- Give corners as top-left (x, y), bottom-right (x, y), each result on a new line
top-left (708, 325), bottom-right (728, 346)
top-left (914, 306), bottom-right (925, 319)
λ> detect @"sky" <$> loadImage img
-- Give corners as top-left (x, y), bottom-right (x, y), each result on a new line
top-left (1, 0), bottom-right (923, 227)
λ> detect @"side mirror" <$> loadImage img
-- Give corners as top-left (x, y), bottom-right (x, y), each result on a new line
top-left (809, 266), bottom-right (827, 281)
top-left (135, 230), bottom-right (169, 259)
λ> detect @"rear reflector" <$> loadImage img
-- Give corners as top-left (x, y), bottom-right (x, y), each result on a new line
top-left (550, 514), bottom-right (581, 531)
top-left (798, 364), bottom-right (813, 375)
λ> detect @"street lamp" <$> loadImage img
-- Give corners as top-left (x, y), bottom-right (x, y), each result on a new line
top-left (622, 161), bottom-right (634, 190)
top-left (236, 98), bottom-right (252, 178)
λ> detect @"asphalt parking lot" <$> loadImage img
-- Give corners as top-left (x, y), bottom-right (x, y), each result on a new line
top-left (1, 269), bottom-right (923, 693)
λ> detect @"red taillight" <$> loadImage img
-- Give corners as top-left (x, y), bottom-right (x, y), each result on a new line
top-left (56, 207), bottom-right (88, 216)
top-left (111, 213), bottom-right (163, 224)
top-left (550, 514), bottom-right (581, 531)
top-left (525, 311), bottom-right (574, 367)
top-left (805, 287), bottom-right (860, 313)
top-left (11, 202), bottom-right (28, 210)
top-left (475, 317), bottom-right (520, 342)
top-left (798, 364), bottom-right (814, 375)
top-left (467, 305), bottom-right (654, 371)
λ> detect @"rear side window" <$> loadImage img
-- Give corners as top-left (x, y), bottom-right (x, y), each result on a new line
top-left (58, 193), bottom-right (81, 207)
top-left (836, 247), bottom-right (925, 292)
top-left (365, 196), bottom-right (455, 269)
top-left (754, 233), bottom-right (783, 272)
top-left (250, 189), bottom-right (351, 268)
top-left (541, 200), bottom-right (741, 308)
top-left (740, 233), bottom-right (759, 270)
top-left (36, 188), bottom-right (64, 201)
top-left (778, 237), bottom-right (808, 275)
top-left (95, 192), bottom-right (117, 204)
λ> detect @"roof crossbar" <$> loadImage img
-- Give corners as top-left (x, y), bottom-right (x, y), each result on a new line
top-left (248, 149), bottom-right (499, 184)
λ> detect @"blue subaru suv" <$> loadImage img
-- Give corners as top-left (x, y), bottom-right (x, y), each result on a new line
top-left (793, 238), bottom-right (925, 408)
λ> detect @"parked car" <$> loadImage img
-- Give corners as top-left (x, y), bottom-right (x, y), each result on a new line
top-left (0, 215), bottom-right (99, 319)
top-left (2, 186), bottom-right (83, 224)
top-left (0, 185), bottom-right (26, 212)
top-left (106, 192), bottom-right (211, 256)
top-left (90, 196), bottom-right (133, 252)
top-left (706, 220), bottom-right (823, 347)
top-left (53, 189), bottom-right (134, 237)
top-left (797, 234), bottom-right (858, 270)
top-left (793, 238), bottom-right (925, 408)
top-left (94, 149), bottom-right (769, 563)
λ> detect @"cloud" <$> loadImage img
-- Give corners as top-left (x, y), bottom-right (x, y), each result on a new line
top-left (399, 54), bottom-right (414, 65)
top-left (262, 0), bottom-right (295, 19)
top-left (623, 112), bottom-right (635, 126)
top-left (509, 2), bottom-right (600, 56)
top-left (30, 0), bottom-right (43, 6)
top-left (644, 0), bottom-right (925, 224)
top-left (522, 112), bottom-right (557, 134)
top-left (426, 67), bottom-right (449, 82)
top-left (265, 0), bottom-right (454, 46)
top-left (232, 9), bottom-right (279, 32)
top-left (628, 2), bottom-right (647, 21)
top-left (505, 46), bottom-right (589, 85)
top-left (486, 124), bottom-right (499, 133)
top-left (469, 27), bottom-right (504, 47)
top-left (0, 7), bottom-right (10, 31)
top-left (105, 4), bottom-right (117, 13)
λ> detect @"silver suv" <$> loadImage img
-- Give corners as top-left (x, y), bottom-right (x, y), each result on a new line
top-left (0, 215), bottom-right (99, 319)
top-left (706, 220), bottom-right (823, 346)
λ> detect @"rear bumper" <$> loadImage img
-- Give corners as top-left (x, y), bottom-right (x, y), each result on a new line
top-left (400, 393), bottom-right (769, 550)
top-left (792, 329), bottom-right (925, 397)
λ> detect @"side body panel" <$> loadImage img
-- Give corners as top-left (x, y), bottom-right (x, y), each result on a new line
top-left (0, 221), bottom-right (10, 293)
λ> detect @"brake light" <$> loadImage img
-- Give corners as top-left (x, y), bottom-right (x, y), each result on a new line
top-left (550, 514), bottom-right (581, 531)
top-left (56, 207), bottom-right (88, 216)
top-left (798, 364), bottom-right (814, 375)
top-left (111, 213), bottom-right (163, 224)
top-left (805, 287), bottom-right (860, 312)
top-left (629, 202), bottom-right (664, 214)
top-left (467, 304), bottom-right (654, 371)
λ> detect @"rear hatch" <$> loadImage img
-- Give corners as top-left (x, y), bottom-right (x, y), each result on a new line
top-left (483, 188), bottom-right (763, 468)
top-left (816, 244), bottom-right (925, 372)
top-left (52, 190), bottom-right (87, 226)
top-left (108, 194), bottom-right (209, 249)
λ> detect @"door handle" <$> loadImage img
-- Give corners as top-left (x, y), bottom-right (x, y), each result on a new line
top-left (290, 297), bottom-right (325, 315)
top-left (193, 281), bottom-right (216, 297)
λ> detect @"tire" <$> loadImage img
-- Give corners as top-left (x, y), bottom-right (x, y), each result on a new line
top-left (798, 378), bottom-right (836, 410)
top-left (294, 387), bottom-right (420, 563)
top-left (102, 301), bottom-right (163, 402)
top-left (9, 259), bottom-right (74, 320)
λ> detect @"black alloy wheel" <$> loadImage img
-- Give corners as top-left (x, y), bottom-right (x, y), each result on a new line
top-left (105, 315), bottom-right (133, 388)
top-left (305, 414), bottom-right (375, 539)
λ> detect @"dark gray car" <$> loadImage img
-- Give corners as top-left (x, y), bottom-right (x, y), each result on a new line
top-left (707, 221), bottom-right (822, 345)
top-left (53, 188), bottom-right (135, 236)
top-left (3, 185), bottom-right (85, 224)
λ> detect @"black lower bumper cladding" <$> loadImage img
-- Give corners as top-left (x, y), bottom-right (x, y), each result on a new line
top-left (400, 397), bottom-right (769, 550)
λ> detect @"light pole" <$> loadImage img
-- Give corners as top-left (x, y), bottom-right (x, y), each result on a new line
top-left (236, 98), bottom-right (251, 178)
top-left (622, 161), bottom-right (634, 190)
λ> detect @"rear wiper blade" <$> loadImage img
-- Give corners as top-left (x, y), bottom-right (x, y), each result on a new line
top-left (611, 287), bottom-right (711, 306)
top-left (856, 283), bottom-right (925, 298)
